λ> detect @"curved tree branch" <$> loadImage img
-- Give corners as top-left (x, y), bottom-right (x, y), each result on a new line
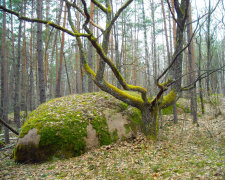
top-left (64, 0), bottom-right (104, 32)
top-left (91, 0), bottom-right (108, 13)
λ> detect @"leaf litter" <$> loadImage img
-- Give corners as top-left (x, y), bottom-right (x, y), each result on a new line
top-left (0, 97), bottom-right (224, 179)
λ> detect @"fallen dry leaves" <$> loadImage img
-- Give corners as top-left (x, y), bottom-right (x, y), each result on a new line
top-left (0, 97), bottom-right (224, 179)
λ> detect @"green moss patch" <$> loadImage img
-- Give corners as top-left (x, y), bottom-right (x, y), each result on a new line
top-left (14, 92), bottom-right (142, 163)
top-left (127, 108), bottom-right (142, 133)
top-left (90, 112), bottom-right (111, 146)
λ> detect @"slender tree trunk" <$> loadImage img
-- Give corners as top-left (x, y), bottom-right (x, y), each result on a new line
top-left (187, 2), bottom-right (197, 124)
top-left (171, 0), bottom-right (176, 46)
top-left (151, 0), bottom-right (157, 84)
top-left (197, 33), bottom-right (205, 114)
top-left (221, 38), bottom-right (225, 95)
top-left (114, 22), bottom-right (121, 89)
top-left (63, 52), bottom-right (71, 94)
top-left (161, 0), bottom-right (171, 64)
top-left (50, 0), bottom-right (63, 98)
top-left (88, 2), bottom-right (95, 92)
top-left (141, 0), bottom-right (151, 93)
top-left (44, 0), bottom-right (50, 88)
top-left (1, 0), bottom-right (9, 143)
top-left (29, 0), bottom-right (34, 111)
top-left (37, 0), bottom-right (46, 103)
top-left (171, 0), bottom-right (178, 124)
top-left (14, 1), bottom-right (24, 128)
top-left (56, 4), bottom-right (67, 97)
top-left (21, 2), bottom-right (27, 112)
top-left (9, 0), bottom-right (16, 115)
top-left (168, 7), bottom-right (173, 55)
top-left (206, 0), bottom-right (211, 96)
top-left (110, 30), bottom-right (114, 85)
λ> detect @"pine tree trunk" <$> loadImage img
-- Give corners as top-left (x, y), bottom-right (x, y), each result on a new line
top-left (56, 4), bottom-right (67, 97)
top-left (187, 2), bottom-right (197, 124)
top-left (37, 0), bottom-right (46, 103)
top-left (197, 33), bottom-right (205, 114)
top-left (14, 0), bottom-right (24, 128)
top-left (9, 0), bottom-right (16, 115)
top-left (141, 0), bottom-right (151, 93)
top-left (1, 0), bottom-right (9, 144)
top-left (29, 0), bottom-right (34, 111)
top-left (161, 0), bottom-right (171, 64)
top-left (50, 0), bottom-right (63, 98)
top-left (44, 0), bottom-right (50, 88)
top-left (21, 1), bottom-right (27, 112)
top-left (206, 0), bottom-right (211, 96)
top-left (88, 1), bottom-right (95, 92)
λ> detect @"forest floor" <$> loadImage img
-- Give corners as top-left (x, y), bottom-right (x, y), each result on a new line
top-left (0, 97), bottom-right (224, 179)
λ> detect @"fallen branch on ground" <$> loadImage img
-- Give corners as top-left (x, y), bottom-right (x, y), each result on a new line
top-left (0, 118), bottom-right (19, 135)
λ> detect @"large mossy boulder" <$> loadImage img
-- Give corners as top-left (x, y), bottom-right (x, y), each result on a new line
top-left (14, 92), bottom-right (142, 163)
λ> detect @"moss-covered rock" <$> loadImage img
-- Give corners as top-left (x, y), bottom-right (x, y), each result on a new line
top-left (14, 92), bottom-right (142, 163)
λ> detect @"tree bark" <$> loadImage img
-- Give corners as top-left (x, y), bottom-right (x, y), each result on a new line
top-left (29, 0), bottom-right (34, 111)
top-left (161, 0), bottom-right (171, 64)
top-left (37, 0), bottom-right (46, 103)
top-left (14, 0), bottom-right (24, 128)
top-left (44, 0), bottom-right (50, 88)
top-left (206, 0), bottom-right (211, 96)
top-left (151, 0), bottom-right (157, 85)
top-left (50, 0), bottom-right (63, 98)
top-left (141, 0), bottom-right (151, 93)
top-left (56, 4), bottom-right (67, 97)
top-left (168, 0), bottom-right (189, 124)
top-left (1, 0), bottom-right (9, 144)
top-left (88, 1), bottom-right (95, 92)
top-left (141, 105), bottom-right (158, 140)
top-left (187, 1), bottom-right (197, 124)
top-left (21, 1), bottom-right (27, 112)
top-left (197, 32), bottom-right (205, 114)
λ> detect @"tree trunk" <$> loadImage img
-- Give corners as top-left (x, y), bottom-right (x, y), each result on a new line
top-left (88, 1), bottom-right (95, 92)
top-left (161, 0), bottom-right (171, 64)
top-left (169, 0), bottom-right (189, 124)
top-left (14, 1), bottom-right (24, 128)
top-left (151, 0), bottom-right (157, 85)
top-left (141, 106), bottom-right (159, 140)
top-left (9, 0), bottom-right (16, 116)
top-left (49, 0), bottom-right (63, 98)
top-left (197, 32), bottom-right (205, 114)
top-left (44, 0), bottom-right (50, 88)
top-left (21, 1), bottom-right (27, 112)
top-left (56, 4), bottom-right (67, 97)
top-left (187, 1), bottom-right (197, 124)
top-left (171, 0), bottom-right (176, 46)
top-left (29, 0), bottom-right (34, 111)
top-left (37, 0), bottom-right (46, 103)
top-left (114, 22), bottom-right (121, 89)
top-left (141, 0), bottom-right (151, 93)
top-left (206, 0), bottom-right (211, 96)
top-left (1, 0), bottom-right (9, 144)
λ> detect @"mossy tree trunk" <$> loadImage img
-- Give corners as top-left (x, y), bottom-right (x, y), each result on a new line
top-left (141, 105), bottom-right (159, 139)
